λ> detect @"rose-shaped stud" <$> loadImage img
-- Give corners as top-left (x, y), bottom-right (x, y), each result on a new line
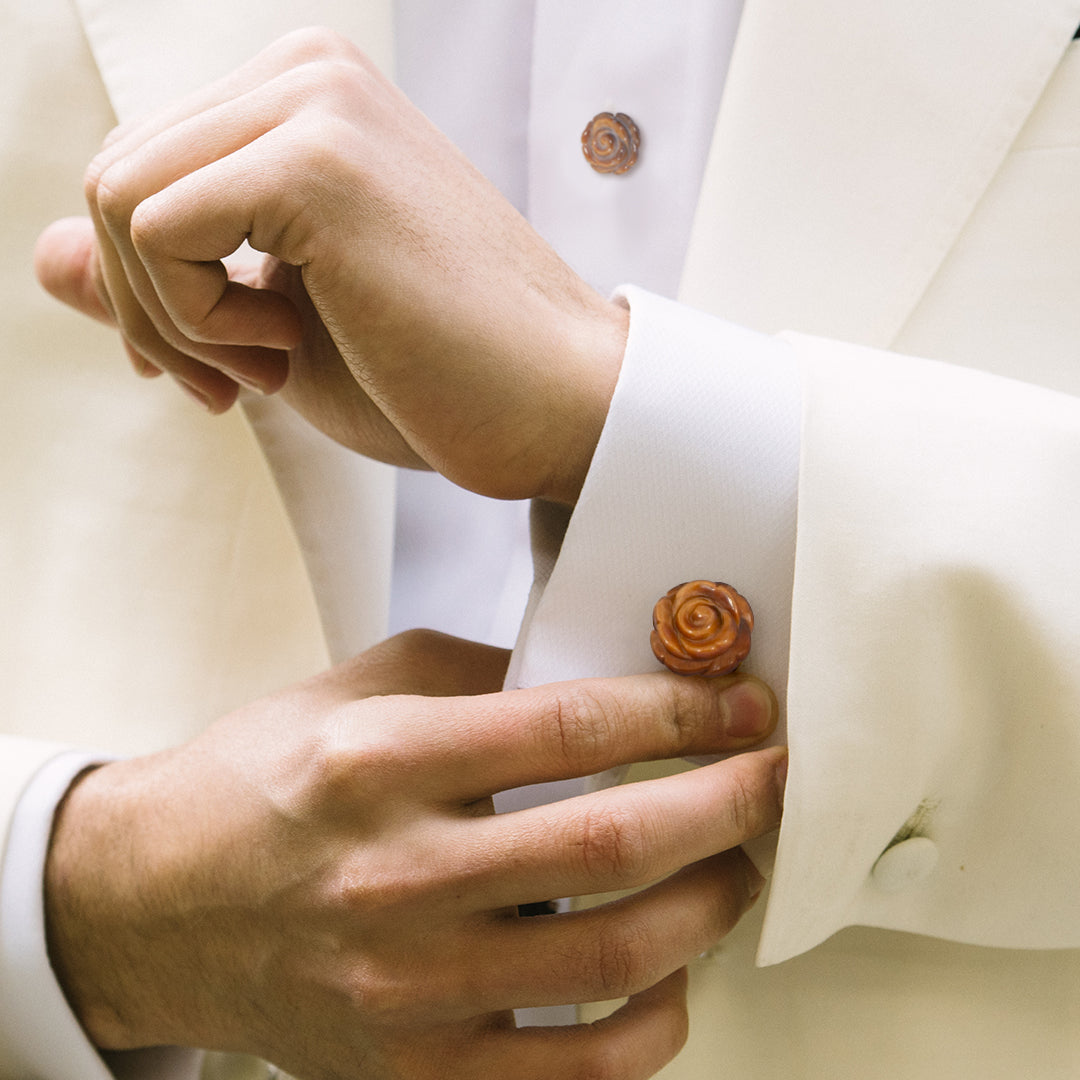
top-left (581, 112), bottom-right (640, 175)
top-left (651, 581), bottom-right (753, 677)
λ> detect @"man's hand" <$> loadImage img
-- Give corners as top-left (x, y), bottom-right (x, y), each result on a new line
top-left (34, 28), bottom-right (628, 504)
top-left (45, 630), bottom-right (785, 1080)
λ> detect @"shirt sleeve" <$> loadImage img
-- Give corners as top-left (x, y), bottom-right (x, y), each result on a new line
top-left (503, 284), bottom-right (800, 862)
top-left (0, 746), bottom-right (202, 1080)
top-left (506, 284), bottom-right (801, 698)
top-left (0, 745), bottom-right (116, 1079)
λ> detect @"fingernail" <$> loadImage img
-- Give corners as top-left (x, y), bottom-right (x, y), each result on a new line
top-left (721, 679), bottom-right (775, 739)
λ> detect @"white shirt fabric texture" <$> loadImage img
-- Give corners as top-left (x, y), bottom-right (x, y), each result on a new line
top-left (2, 2), bottom-right (799, 1076)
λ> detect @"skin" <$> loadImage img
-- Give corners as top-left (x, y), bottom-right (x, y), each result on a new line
top-left (32, 29), bottom-right (790, 1080)
top-left (35, 27), bottom-right (630, 505)
top-left (45, 631), bottom-right (785, 1080)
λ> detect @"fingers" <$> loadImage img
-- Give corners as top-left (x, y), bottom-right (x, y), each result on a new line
top-left (34, 217), bottom-right (117, 327)
top-left (453, 747), bottom-right (785, 909)
top-left (123, 134), bottom-right (307, 348)
top-left (89, 128), bottom-right (298, 403)
top-left (91, 89), bottom-right (306, 350)
top-left (86, 142), bottom-right (251, 405)
top-left (78, 29), bottom-right (370, 407)
top-left (468, 848), bottom-right (763, 1013)
top-left (379, 972), bottom-right (690, 1080)
top-left (485, 968), bottom-right (690, 1080)
top-left (93, 26), bottom-right (367, 170)
top-left (415, 671), bottom-right (778, 800)
top-left (35, 204), bottom-right (282, 404)
top-left (33, 216), bottom-right (167, 381)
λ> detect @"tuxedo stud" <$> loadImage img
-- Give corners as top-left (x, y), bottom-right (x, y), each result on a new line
top-left (651, 580), bottom-right (753, 677)
top-left (581, 111), bottom-right (640, 174)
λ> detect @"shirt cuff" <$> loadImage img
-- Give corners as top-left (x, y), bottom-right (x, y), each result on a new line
top-left (506, 283), bottom-right (800, 863)
top-left (508, 285), bottom-right (801, 705)
top-left (0, 751), bottom-right (202, 1080)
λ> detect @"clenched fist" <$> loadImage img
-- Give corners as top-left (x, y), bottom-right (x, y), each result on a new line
top-left (35, 28), bottom-right (628, 504)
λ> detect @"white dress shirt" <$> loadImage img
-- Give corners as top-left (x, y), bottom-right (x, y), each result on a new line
top-left (388, 0), bottom-right (786, 661)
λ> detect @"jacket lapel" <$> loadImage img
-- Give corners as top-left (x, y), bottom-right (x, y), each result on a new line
top-left (72, 0), bottom-right (394, 121)
top-left (69, 0), bottom-right (399, 663)
top-left (680, 0), bottom-right (1080, 348)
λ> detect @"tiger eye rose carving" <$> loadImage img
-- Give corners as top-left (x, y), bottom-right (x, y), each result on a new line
top-left (651, 581), bottom-right (753, 677)
top-left (581, 112), bottom-right (640, 175)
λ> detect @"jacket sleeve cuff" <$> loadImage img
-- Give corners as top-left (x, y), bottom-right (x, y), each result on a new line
top-left (758, 333), bottom-right (1080, 964)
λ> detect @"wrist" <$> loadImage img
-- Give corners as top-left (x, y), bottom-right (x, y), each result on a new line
top-left (540, 295), bottom-right (628, 506)
top-left (43, 761), bottom-right (169, 1051)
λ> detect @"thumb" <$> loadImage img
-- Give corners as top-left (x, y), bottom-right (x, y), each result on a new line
top-left (34, 216), bottom-right (115, 325)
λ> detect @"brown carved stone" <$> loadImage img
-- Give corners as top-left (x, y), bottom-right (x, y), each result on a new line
top-left (581, 112), bottom-right (640, 175)
top-left (650, 581), bottom-right (753, 677)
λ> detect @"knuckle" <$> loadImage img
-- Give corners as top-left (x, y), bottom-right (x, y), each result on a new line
top-left (304, 737), bottom-right (361, 804)
top-left (127, 197), bottom-right (165, 255)
top-left (544, 685), bottom-right (619, 773)
top-left (296, 111), bottom-right (364, 170)
top-left (304, 713), bottom-right (401, 805)
top-left (278, 25), bottom-right (365, 67)
top-left (316, 56), bottom-right (379, 99)
top-left (655, 677), bottom-right (712, 750)
top-left (382, 628), bottom-right (449, 662)
top-left (276, 50), bottom-right (383, 124)
top-left (83, 153), bottom-right (112, 206)
top-left (721, 763), bottom-right (760, 840)
top-left (592, 914), bottom-right (655, 999)
top-left (572, 802), bottom-right (648, 885)
top-left (89, 163), bottom-right (133, 226)
top-left (322, 854), bottom-right (441, 937)
top-left (323, 866), bottom-right (389, 921)
top-left (336, 946), bottom-right (465, 1027)
top-left (571, 1050), bottom-right (624, 1080)
top-left (339, 963), bottom-right (417, 1024)
top-left (101, 119), bottom-right (133, 151)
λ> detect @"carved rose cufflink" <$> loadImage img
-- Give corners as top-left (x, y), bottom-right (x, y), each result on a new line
top-left (581, 111), bottom-right (640, 175)
top-left (651, 581), bottom-right (753, 677)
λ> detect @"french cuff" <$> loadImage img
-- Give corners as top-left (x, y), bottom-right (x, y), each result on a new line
top-left (504, 284), bottom-right (801, 926)
top-left (509, 286), bottom-right (800, 693)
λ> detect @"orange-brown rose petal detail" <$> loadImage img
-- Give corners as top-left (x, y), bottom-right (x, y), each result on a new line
top-left (650, 581), bottom-right (753, 677)
top-left (581, 112), bottom-right (640, 175)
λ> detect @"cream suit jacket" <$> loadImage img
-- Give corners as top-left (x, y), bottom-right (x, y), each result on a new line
top-left (4, 1), bottom-right (1080, 1078)
top-left (0, 2), bottom-right (396, 1077)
